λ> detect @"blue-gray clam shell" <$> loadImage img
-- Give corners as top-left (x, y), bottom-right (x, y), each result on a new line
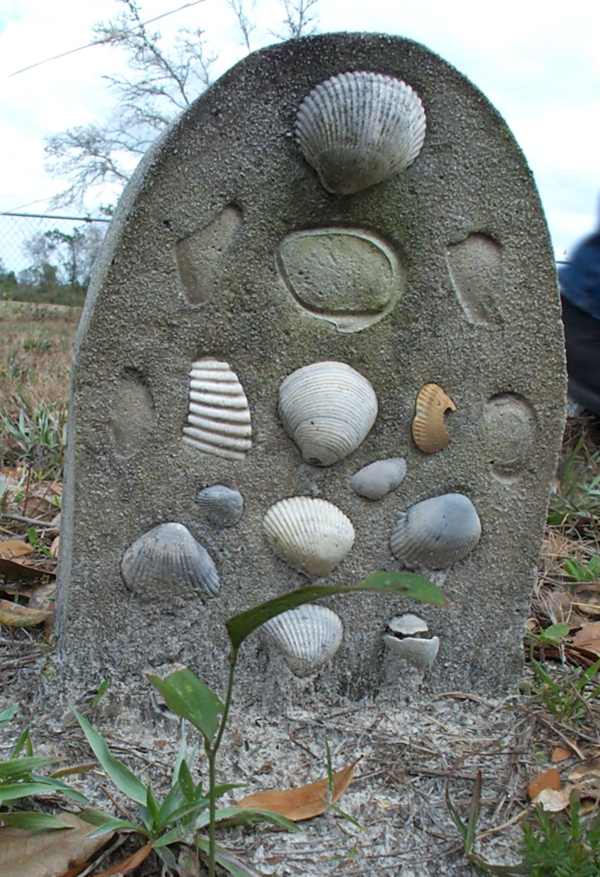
top-left (351, 457), bottom-right (407, 500)
top-left (195, 484), bottom-right (244, 528)
top-left (390, 493), bottom-right (481, 569)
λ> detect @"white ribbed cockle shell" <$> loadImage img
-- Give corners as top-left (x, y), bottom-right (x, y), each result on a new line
top-left (261, 603), bottom-right (343, 676)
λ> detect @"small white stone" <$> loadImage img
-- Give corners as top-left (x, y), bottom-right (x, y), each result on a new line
top-left (351, 457), bottom-right (407, 500)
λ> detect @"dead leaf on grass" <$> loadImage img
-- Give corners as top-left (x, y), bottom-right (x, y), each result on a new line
top-left (533, 785), bottom-right (574, 812)
top-left (94, 841), bottom-right (153, 877)
top-left (0, 812), bottom-right (113, 877)
top-left (0, 553), bottom-right (56, 578)
top-left (569, 757), bottom-right (600, 781)
top-left (527, 768), bottom-right (561, 800)
top-left (551, 747), bottom-right (571, 764)
top-left (0, 540), bottom-right (34, 560)
top-left (237, 759), bottom-right (360, 821)
top-left (570, 623), bottom-right (600, 656)
top-left (0, 598), bottom-right (52, 627)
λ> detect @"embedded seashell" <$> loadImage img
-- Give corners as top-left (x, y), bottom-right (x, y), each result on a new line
top-left (411, 383), bottom-right (456, 454)
top-left (278, 361), bottom-right (378, 466)
top-left (387, 613), bottom-right (429, 637)
top-left (183, 359), bottom-right (251, 461)
top-left (384, 633), bottom-right (440, 671)
top-left (296, 71), bottom-right (426, 195)
top-left (351, 457), bottom-right (407, 500)
top-left (390, 493), bottom-right (481, 569)
top-left (263, 497), bottom-right (355, 578)
top-left (261, 604), bottom-right (343, 677)
top-left (195, 485), bottom-right (244, 528)
top-left (121, 523), bottom-right (220, 596)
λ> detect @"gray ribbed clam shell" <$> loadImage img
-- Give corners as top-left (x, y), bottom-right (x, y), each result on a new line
top-left (263, 496), bottom-right (355, 578)
top-left (387, 613), bottom-right (429, 636)
top-left (183, 358), bottom-right (251, 461)
top-left (121, 522), bottom-right (220, 596)
top-left (278, 361), bottom-right (378, 466)
top-left (351, 457), bottom-right (407, 500)
top-left (262, 604), bottom-right (343, 677)
top-left (384, 634), bottom-right (440, 671)
top-left (195, 485), bottom-right (244, 528)
top-left (296, 71), bottom-right (426, 194)
top-left (390, 493), bottom-right (481, 569)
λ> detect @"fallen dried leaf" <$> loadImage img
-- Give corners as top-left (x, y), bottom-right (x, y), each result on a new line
top-left (0, 554), bottom-right (56, 578)
top-left (95, 841), bottom-right (153, 877)
top-left (0, 540), bottom-right (34, 560)
top-left (551, 747), bottom-right (571, 764)
top-left (237, 760), bottom-right (360, 821)
top-left (0, 812), bottom-right (113, 877)
top-left (50, 535), bottom-right (60, 559)
top-left (533, 785), bottom-right (573, 812)
top-left (0, 599), bottom-right (52, 627)
top-left (569, 757), bottom-right (600, 781)
top-left (571, 622), bottom-right (600, 656)
top-left (527, 768), bottom-right (561, 800)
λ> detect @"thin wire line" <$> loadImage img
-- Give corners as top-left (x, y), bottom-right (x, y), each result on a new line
top-left (8, 0), bottom-right (207, 78)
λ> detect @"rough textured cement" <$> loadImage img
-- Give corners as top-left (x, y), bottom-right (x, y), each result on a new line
top-left (56, 33), bottom-right (566, 703)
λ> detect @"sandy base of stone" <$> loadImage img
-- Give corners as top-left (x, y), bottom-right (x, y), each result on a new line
top-left (0, 649), bottom-right (539, 877)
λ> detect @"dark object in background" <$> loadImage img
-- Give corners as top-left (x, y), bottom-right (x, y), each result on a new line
top-left (561, 296), bottom-right (600, 415)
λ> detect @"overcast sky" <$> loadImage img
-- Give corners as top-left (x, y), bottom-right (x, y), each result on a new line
top-left (1, 0), bottom-right (599, 263)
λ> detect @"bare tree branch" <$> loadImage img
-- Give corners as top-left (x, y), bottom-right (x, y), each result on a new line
top-left (277, 0), bottom-right (319, 39)
top-left (227, 0), bottom-right (256, 52)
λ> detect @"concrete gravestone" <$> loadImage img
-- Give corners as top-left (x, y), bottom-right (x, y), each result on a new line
top-left (57, 33), bottom-right (565, 700)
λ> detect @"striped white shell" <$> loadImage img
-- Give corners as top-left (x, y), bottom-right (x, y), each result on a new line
top-left (183, 359), bottom-right (251, 461)
top-left (263, 496), bottom-right (355, 578)
top-left (261, 604), bottom-right (343, 677)
top-left (390, 493), bottom-right (481, 569)
top-left (296, 71), bottom-right (426, 195)
top-left (278, 361), bottom-right (378, 466)
top-left (121, 522), bottom-right (220, 596)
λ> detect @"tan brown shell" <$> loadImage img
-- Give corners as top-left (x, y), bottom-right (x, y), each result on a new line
top-left (411, 383), bottom-right (456, 454)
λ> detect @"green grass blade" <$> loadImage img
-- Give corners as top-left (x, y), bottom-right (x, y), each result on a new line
top-left (225, 571), bottom-right (445, 650)
top-left (0, 811), bottom-right (73, 831)
top-left (197, 836), bottom-right (265, 876)
top-left (73, 709), bottom-right (147, 805)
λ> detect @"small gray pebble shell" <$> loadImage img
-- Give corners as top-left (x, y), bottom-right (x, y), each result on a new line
top-left (261, 604), bottom-right (343, 677)
top-left (351, 457), bottom-right (407, 500)
top-left (195, 485), bottom-right (244, 528)
top-left (121, 522), bottom-right (220, 596)
top-left (390, 493), bottom-right (481, 569)
top-left (296, 71), bottom-right (426, 195)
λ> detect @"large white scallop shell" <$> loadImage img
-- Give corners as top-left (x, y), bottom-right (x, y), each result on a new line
top-left (121, 522), bottom-right (220, 596)
top-left (261, 604), bottom-right (343, 677)
top-left (263, 496), bottom-right (355, 578)
top-left (296, 71), bottom-right (426, 195)
top-left (183, 359), bottom-right (252, 461)
top-left (390, 493), bottom-right (481, 569)
top-left (278, 361), bottom-right (378, 466)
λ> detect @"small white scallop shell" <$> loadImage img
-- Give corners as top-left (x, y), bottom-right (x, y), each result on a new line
top-left (195, 485), bottom-right (244, 528)
top-left (351, 457), bottom-right (407, 500)
top-left (278, 361), bottom-right (378, 466)
top-left (261, 604), bottom-right (343, 677)
top-left (183, 359), bottom-right (252, 461)
top-left (390, 493), bottom-right (481, 569)
top-left (387, 613), bottom-right (429, 636)
top-left (121, 522), bottom-right (220, 596)
top-left (384, 633), bottom-right (440, 671)
top-left (296, 71), bottom-right (426, 195)
top-left (263, 496), bottom-right (355, 578)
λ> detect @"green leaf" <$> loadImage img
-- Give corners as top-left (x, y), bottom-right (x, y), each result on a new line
top-left (29, 774), bottom-right (89, 806)
top-left (147, 670), bottom-right (224, 744)
top-left (0, 756), bottom-right (54, 780)
top-left (157, 782), bottom-right (186, 826)
top-left (178, 759), bottom-right (196, 802)
top-left (91, 677), bottom-right (110, 708)
top-left (0, 705), bottom-right (17, 726)
top-left (0, 811), bottom-right (73, 831)
top-left (539, 623), bottom-right (570, 643)
top-left (11, 727), bottom-right (33, 757)
top-left (225, 571), bottom-right (446, 650)
top-left (0, 782), bottom-right (62, 803)
top-left (197, 837), bottom-right (265, 876)
top-left (195, 806), bottom-right (299, 832)
top-left (73, 709), bottom-right (147, 805)
top-left (78, 807), bottom-right (145, 838)
top-left (145, 786), bottom-right (160, 832)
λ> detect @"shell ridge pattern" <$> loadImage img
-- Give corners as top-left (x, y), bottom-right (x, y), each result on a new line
top-left (185, 358), bottom-right (252, 460)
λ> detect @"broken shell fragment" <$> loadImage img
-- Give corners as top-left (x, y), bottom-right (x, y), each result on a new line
top-left (278, 361), bottom-right (378, 467)
top-left (195, 484), bottom-right (244, 528)
top-left (390, 493), bottom-right (481, 569)
top-left (183, 359), bottom-right (252, 461)
top-left (296, 71), bottom-right (426, 195)
top-left (263, 496), bottom-right (355, 578)
top-left (387, 613), bottom-right (429, 636)
top-left (261, 604), bottom-right (343, 677)
top-left (411, 383), bottom-right (456, 454)
top-left (121, 522), bottom-right (220, 596)
top-left (384, 613), bottom-right (439, 671)
top-left (351, 457), bottom-right (407, 500)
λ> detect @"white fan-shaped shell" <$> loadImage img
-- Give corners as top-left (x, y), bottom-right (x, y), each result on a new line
top-left (261, 604), bottom-right (343, 676)
top-left (263, 496), bottom-right (355, 578)
top-left (296, 71), bottom-right (426, 195)
top-left (121, 522), bottom-right (220, 596)
top-left (278, 361), bottom-right (378, 466)
top-left (390, 493), bottom-right (481, 569)
top-left (183, 358), bottom-right (252, 461)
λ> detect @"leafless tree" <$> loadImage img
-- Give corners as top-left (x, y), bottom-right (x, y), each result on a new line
top-left (46, 0), bottom-right (319, 208)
